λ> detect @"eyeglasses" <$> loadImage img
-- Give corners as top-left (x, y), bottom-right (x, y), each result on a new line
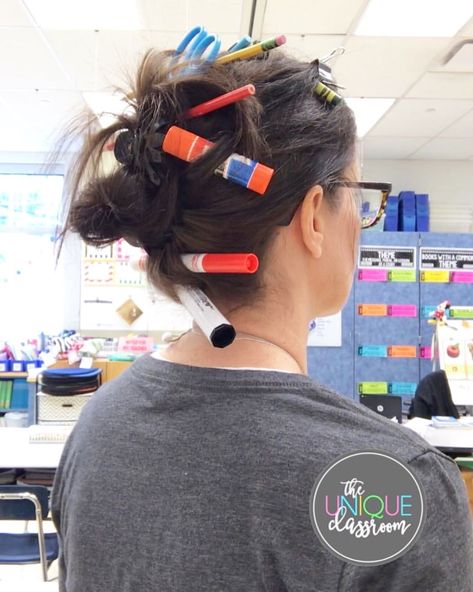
top-left (279, 180), bottom-right (392, 228)
top-left (332, 181), bottom-right (392, 229)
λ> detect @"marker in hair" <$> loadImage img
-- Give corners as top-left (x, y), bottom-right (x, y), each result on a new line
top-left (181, 253), bottom-right (259, 274)
top-left (175, 285), bottom-right (236, 348)
top-left (215, 35), bottom-right (286, 65)
top-left (183, 84), bottom-right (256, 119)
top-left (313, 81), bottom-right (342, 107)
top-left (162, 126), bottom-right (274, 195)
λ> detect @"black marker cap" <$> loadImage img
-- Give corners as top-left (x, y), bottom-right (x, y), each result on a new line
top-left (210, 324), bottom-right (236, 348)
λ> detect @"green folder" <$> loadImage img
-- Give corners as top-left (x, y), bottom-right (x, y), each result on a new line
top-left (0, 381), bottom-right (5, 409)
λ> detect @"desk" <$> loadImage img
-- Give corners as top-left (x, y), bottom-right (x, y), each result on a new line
top-left (403, 417), bottom-right (473, 451)
top-left (0, 427), bottom-right (68, 469)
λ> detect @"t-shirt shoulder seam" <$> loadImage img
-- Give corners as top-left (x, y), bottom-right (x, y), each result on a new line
top-left (407, 448), bottom-right (457, 468)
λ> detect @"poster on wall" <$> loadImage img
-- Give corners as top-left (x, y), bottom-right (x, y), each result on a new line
top-left (308, 313), bottom-right (342, 347)
top-left (436, 320), bottom-right (473, 405)
top-left (80, 240), bottom-right (192, 332)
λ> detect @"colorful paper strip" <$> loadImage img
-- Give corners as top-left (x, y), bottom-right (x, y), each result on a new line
top-left (451, 271), bottom-right (473, 283)
top-left (388, 269), bottom-right (416, 282)
top-left (359, 382), bottom-right (389, 395)
top-left (389, 382), bottom-right (417, 396)
top-left (358, 269), bottom-right (388, 282)
top-left (420, 270), bottom-right (450, 283)
top-left (358, 304), bottom-right (388, 316)
top-left (422, 306), bottom-right (437, 319)
top-left (449, 307), bottom-right (473, 319)
top-left (419, 346), bottom-right (432, 359)
top-left (358, 345), bottom-right (388, 357)
top-left (388, 345), bottom-right (417, 358)
top-left (387, 304), bottom-right (417, 317)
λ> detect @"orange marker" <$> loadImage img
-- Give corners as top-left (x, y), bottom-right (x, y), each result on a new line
top-left (162, 126), bottom-right (273, 195)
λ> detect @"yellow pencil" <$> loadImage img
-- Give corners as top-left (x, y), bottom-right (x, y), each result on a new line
top-left (216, 35), bottom-right (286, 65)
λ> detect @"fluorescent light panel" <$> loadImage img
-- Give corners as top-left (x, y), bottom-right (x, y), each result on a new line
top-left (24, 0), bottom-right (144, 30)
top-left (355, 0), bottom-right (473, 37)
top-left (345, 98), bottom-right (395, 138)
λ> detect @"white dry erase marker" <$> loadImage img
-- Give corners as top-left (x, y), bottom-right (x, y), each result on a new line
top-left (175, 285), bottom-right (236, 348)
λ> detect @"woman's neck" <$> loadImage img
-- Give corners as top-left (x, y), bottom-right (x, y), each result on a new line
top-left (160, 299), bottom-right (310, 375)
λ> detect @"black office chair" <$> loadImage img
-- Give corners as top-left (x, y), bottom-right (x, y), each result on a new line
top-left (0, 485), bottom-right (59, 581)
top-left (408, 370), bottom-right (459, 420)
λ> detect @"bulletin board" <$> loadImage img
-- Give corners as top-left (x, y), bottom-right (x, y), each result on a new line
top-left (308, 290), bottom-right (355, 398)
top-left (354, 232), bottom-right (420, 414)
top-left (307, 231), bottom-right (473, 408)
top-left (80, 240), bottom-right (191, 333)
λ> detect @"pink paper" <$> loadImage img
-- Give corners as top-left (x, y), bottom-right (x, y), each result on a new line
top-left (451, 271), bottom-right (473, 283)
top-left (358, 269), bottom-right (388, 282)
top-left (388, 304), bottom-right (417, 317)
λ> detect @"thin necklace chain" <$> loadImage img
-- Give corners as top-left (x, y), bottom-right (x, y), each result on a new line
top-left (189, 329), bottom-right (304, 373)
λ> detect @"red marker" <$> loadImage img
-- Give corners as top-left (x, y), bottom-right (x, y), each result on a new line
top-left (183, 84), bottom-right (256, 119)
top-left (181, 253), bottom-right (259, 274)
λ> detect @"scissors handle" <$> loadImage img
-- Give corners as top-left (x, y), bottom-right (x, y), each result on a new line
top-left (184, 28), bottom-right (208, 60)
top-left (227, 35), bottom-right (252, 53)
top-left (173, 26), bottom-right (222, 72)
top-left (175, 26), bottom-right (203, 56)
top-left (193, 34), bottom-right (221, 62)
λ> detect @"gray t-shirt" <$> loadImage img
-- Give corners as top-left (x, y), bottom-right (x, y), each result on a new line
top-left (51, 355), bottom-right (473, 591)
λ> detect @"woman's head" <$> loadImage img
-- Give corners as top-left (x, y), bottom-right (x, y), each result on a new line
top-left (63, 47), bottom-right (358, 317)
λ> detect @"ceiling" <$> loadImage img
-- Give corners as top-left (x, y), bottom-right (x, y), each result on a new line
top-left (1, 0), bottom-right (473, 160)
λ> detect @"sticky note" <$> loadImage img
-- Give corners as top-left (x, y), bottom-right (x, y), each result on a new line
top-left (419, 346), bottom-right (432, 359)
top-left (420, 270), bottom-right (450, 283)
top-left (451, 271), bottom-right (473, 283)
top-left (388, 345), bottom-right (417, 358)
top-left (388, 269), bottom-right (416, 282)
top-left (359, 382), bottom-right (389, 395)
top-left (389, 382), bottom-right (417, 396)
top-left (358, 304), bottom-right (388, 316)
top-left (388, 304), bottom-right (417, 317)
top-left (358, 345), bottom-right (388, 357)
top-left (358, 269), bottom-right (388, 282)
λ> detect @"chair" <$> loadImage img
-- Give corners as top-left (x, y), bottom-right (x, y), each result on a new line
top-left (407, 370), bottom-right (459, 420)
top-left (0, 485), bottom-right (59, 581)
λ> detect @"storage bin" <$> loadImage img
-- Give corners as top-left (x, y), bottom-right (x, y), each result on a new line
top-left (37, 392), bottom-right (93, 424)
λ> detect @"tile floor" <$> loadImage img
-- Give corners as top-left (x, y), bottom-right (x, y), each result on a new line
top-left (0, 520), bottom-right (59, 591)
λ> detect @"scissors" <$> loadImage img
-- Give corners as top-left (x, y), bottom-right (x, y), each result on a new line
top-left (174, 26), bottom-right (221, 66)
top-left (227, 35), bottom-right (252, 53)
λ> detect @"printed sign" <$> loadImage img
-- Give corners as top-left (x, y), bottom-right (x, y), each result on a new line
top-left (420, 248), bottom-right (473, 270)
top-left (359, 247), bottom-right (416, 269)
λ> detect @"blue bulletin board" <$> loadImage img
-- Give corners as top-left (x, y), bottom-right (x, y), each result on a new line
top-left (307, 232), bottom-right (473, 411)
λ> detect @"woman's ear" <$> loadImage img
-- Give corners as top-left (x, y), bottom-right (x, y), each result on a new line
top-left (298, 185), bottom-right (325, 259)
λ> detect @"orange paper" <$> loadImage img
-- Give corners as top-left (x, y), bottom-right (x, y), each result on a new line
top-left (388, 345), bottom-right (417, 358)
top-left (358, 304), bottom-right (388, 316)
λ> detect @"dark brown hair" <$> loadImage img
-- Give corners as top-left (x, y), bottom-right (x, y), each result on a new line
top-left (61, 48), bottom-right (356, 305)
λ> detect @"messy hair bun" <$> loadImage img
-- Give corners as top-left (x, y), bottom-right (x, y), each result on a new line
top-left (62, 48), bottom-right (356, 305)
